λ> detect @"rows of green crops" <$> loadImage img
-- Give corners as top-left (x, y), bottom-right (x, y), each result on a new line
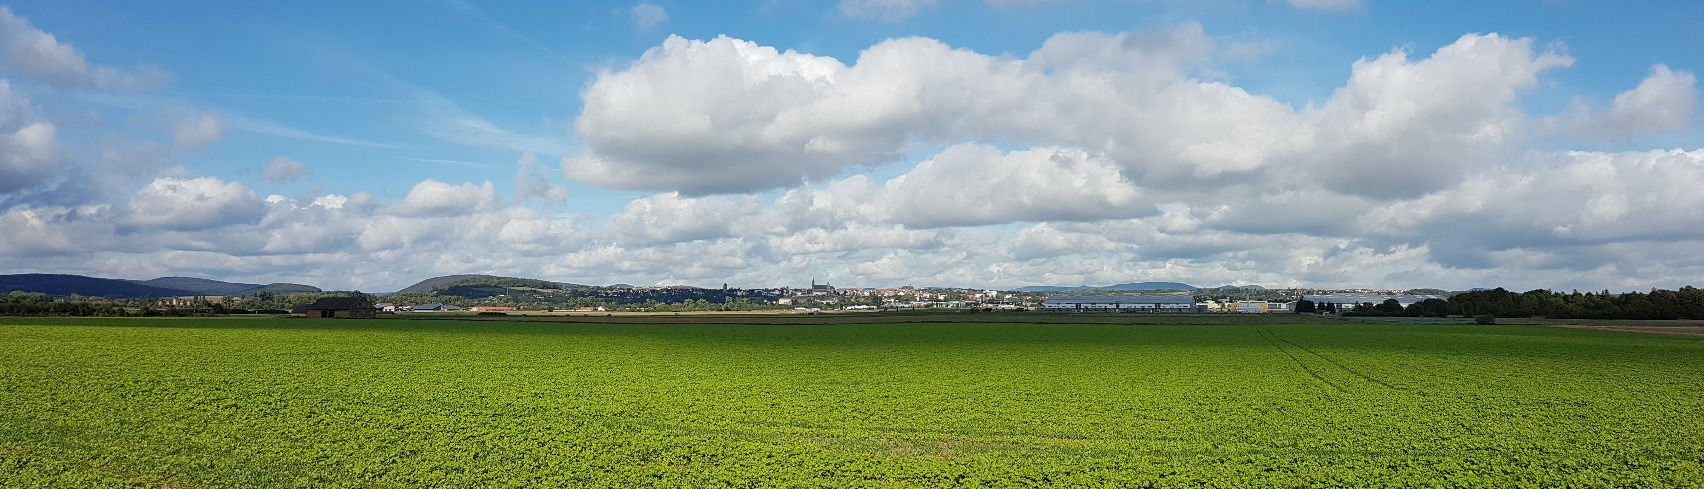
top-left (2, 316), bottom-right (1701, 488)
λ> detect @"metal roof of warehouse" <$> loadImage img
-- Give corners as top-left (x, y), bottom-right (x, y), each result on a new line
top-left (1043, 295), bottom-right (1196, 304)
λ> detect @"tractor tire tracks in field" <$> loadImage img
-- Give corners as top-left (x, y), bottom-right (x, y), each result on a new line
top-left (1258, 328), bottom-right (1403, 391)
top-left (1256, 328), bottom-right (1346, 394)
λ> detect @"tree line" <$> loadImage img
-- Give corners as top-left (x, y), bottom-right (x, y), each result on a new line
top-left (0, 290), bottom-right (377, 317)
top-left (1299, 287), bottom-right (1704, 320)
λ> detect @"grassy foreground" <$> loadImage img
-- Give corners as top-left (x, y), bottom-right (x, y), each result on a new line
top-left (2, 315), bottom-right (1701, 488)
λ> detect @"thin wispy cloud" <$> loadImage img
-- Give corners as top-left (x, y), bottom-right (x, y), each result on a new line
top-left (838, 0), bottom-right (940, 21)
top-left (347, 61), bottom-right (576, 156)
top-left (402, 156), bottom-right (493, 169)
top-left (75, 91), bottom-right (410, 150)
top-left (442, 0), bottom-right (573, 63)
top-left (173, 91), bottom-right (413, 104)
top-left (226, 114), bottom-right (411, 150)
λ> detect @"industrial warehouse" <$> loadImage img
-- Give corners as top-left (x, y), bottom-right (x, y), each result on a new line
top-left (1040, 295), bottom-right (1205, 313)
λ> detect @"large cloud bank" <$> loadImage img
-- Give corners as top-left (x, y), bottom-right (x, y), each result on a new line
top-left (1, 22), bottom-right (1699, 291)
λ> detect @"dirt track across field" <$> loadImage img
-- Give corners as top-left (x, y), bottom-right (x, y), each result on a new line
top-left (1553, 325), bottom-right (1704, 337)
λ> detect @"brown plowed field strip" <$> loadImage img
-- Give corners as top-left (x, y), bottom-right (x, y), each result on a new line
top-left (1554, 325), bottom-right (1704, 337)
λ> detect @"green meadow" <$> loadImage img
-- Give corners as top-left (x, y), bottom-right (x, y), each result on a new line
top-left (2, 315), bottom-right (1701, 488)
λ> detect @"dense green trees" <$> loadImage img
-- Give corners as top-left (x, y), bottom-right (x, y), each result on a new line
top-left (0, 290), bottom-right (383, 317)
top-left (1, 292), bottom-right (144, 316)
top-left (1405, 298), bottom-right (1456, 317)
top-left (1339, 287), bottom-right (1704, 320)
top-left (1448, 287), bottom-right (1704, 319)
top-left (227, 291), bottom-right (374, 312)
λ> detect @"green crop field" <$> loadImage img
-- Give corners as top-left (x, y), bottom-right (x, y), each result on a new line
top-left (2, 315), bottom-right (1701, 488)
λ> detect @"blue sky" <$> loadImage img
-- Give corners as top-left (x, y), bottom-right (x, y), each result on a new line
top-left (0, 0), bottom-right (1700, 292)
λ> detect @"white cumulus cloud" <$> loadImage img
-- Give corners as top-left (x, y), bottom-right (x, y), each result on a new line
top-left (1554, 64), bottom-right (1697, 142)
top-left (1606, 65), bottom-right (1695, 134)
top-left (631, 3), bottom-right (669, 28)
top-left (0, 80), bottom-right (60, 194)
top-left (566, 29), bottom-right (1568, 202)
top-left (514, 152), bottom-right (568, 203)
top-left (872, 144), bottom-right (1147, 228)
top-left (261, 156), bottom-right (310, 182)
top-left (389, 179), bottom-right (501, 217)
top-left (1289, 33), bottom-right (1572, 198)
top-left (607, 192), bottom-right (760, 246)
top-left (124, 177), bottom-right (265, 230)
top-left (567, 26), bottom-right (1233, 195)
top-left (0, 205), bottom-right (112, 256)
top-left (172, 112), bottom-right (227, 151)
top-left (0, 6), bottom-right (171, 91)
top-left (0, 121), bottom-right (58, 194)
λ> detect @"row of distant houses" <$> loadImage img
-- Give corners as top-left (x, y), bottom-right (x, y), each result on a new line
top-left (296, 298), bottom-right (609, 319)
top-left (292, 293), bottom-right (1442, 319)
top-left (1039, 295), bottom-right (1444, 314)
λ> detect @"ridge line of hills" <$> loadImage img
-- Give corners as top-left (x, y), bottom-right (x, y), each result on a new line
top-left (0, 273), bottom-right (600, 299)
top-left (0, 274), bottom-right (320, 299)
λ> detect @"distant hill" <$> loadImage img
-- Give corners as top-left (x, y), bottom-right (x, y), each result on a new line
top-left (254, 283), bottom-right (322, 294)
top-left (394, 274), bottom-right (504, 295)
top-left (0, 274), bottom-right (323, 298)
top-left (1104, 282), bottom-right (1197, 291)
top-left (1014, 282), bottom-right (1196, 293)
top-left (135, 277), bottom-right (259, 295)
top-left (1208, 284), bottom-right (1266, 291)
top-left (1, 274), bottom-right (196, 298)
top-left (135, 277), bottom-right (321, 296)
top-left (394, 274), bottom-right (591, 296)
top-left (1011, 285), bottom-right (1079, 293)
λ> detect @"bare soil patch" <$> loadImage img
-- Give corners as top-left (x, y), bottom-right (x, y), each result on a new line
top-left (1553, 325), bottom-right (1704, 337)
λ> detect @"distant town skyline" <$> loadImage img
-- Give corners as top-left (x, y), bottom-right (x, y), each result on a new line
top-left (0, 1), bottom-right (1700, 292)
